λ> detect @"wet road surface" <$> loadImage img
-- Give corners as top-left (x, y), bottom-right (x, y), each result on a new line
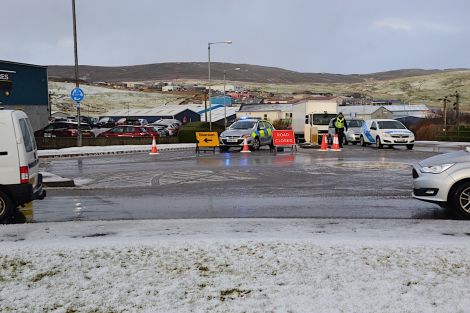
top-left (35, 145), bottom-right (447, 222)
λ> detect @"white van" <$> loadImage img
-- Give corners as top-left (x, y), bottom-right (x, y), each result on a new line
top-left (360, 119), bottom-right (415, 149)
top-left (0, 109), bottom-right (46, 222)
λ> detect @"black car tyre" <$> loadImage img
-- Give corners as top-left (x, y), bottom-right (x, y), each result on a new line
top-left (0, 190), bottom-right (13, 224)
top-left (269, 140), bottom-right (275, 150)
top-left (406, 144), bottom-right (414, 150)
top-left (352, 142), bottom-right (357, 145)
top-left (450, 181), bottom-right (470, 219)
top-left (375, 136), bottom-right (383, 149)
top-left (250, 137), bottom-right (260, 151)
top-left (219, 146), bottom-right (229, 152)
top-left (360, 136), bottom-right (367, 147)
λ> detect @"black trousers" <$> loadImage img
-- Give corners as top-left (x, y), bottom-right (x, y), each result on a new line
top-left (335, 128), bottom-right (345, 147)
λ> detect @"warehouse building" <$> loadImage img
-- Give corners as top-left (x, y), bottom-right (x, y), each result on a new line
top-left (339, 105), bottom-right (394, 120)
top-left (236, 103), bottom-right (293, 122)
top-left (0, 60), bottom-right (49, 130)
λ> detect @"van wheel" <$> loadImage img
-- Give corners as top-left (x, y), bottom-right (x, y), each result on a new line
top-left (0, 191), bottom-right (14, 223)
top-left (375, 136), bottom-right (383, 149)
top-left (449, 181), bottom-right (470, 219)
top-left (360, 136), bottom-right (366, 147)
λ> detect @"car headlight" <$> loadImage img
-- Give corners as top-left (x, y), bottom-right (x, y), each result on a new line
top-left (382, 133), bottom-right (392, 138)
top-left (420, 163), bottom-right (455, 174)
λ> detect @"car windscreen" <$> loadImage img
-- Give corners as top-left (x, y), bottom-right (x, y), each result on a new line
top-left (348, 120), bottom-right (364, 128)
top-left (312, 114), bottom-right (337, 125)
top-left (377, 121), bottom-right (406, 129)
top-left (229, 121), bottom-right (256, 129)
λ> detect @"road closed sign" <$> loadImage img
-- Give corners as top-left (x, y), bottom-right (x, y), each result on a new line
top-left (273, 130), bottom-right (295, 146)
top-left (196, 132), bottom-right (220, 147)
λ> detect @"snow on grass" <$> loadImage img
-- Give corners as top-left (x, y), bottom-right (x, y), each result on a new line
top-left (1, 218), bottom-right (470, 313)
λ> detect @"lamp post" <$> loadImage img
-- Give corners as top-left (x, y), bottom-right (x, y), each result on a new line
top-left (71, 0), bottom-right (81, 146)
top-left (208, 41), bottom-right (232, 130)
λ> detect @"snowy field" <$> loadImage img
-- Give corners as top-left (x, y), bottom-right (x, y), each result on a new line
top-left (1, 219), bottom-right (470, 313)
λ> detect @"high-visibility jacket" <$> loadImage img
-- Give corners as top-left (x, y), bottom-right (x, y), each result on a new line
top-left (335, 117), bottom-right (345, 129)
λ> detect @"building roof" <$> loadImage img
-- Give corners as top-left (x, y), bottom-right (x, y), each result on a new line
top-left (238, 103), bottom-right (293, 112)
top-left (0, 59), bottom-right (48, 69)
top-left (104, 105), bottom-right (198, 117)
top-left (339, 105), bottom-right (390, 115)
top-left (381, 104), bottom-right (432, 112)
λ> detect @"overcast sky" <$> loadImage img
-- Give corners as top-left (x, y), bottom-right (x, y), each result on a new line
top-left (2, 0), bottom-right (469, 74)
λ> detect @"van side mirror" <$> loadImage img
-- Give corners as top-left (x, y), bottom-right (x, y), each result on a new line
top-left (305, 115), bottom-right (309, 124)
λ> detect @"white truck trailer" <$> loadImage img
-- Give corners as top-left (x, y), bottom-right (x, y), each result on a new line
top-left (292, 97), bottom-right (338, 143)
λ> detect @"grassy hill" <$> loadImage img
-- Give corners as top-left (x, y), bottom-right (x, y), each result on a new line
top-left (48, 62), bottom-right (465, 84)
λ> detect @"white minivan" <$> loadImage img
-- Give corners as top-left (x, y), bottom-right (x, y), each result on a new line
top-left (0, 109), bottom-right (46, 222)
top-left (360, 119), bottom-right (415, 150)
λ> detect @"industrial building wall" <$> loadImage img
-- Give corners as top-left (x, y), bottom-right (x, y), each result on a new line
top-left (0, 61), bottom-right (49, 130)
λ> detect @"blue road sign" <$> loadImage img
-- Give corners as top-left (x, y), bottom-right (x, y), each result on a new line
top-left (70, 87), bottom-right (85, 102)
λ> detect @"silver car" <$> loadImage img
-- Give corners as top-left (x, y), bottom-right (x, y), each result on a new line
top-left (219, 118), bottom-right (275, 152)
top-left (328, 119), bottom-right (365, 145)
top-left (412, 147), bottom-right (470, 219)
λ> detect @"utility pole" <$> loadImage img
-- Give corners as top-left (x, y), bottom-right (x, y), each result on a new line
top-left (455, 91), bottom-right (460, 135)
top-left (71, 0), bottom-right (82, 147)
top-left (439, 96), bottom-right (448, 134)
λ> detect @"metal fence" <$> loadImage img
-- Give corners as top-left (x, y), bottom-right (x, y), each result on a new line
top-left (35, 136), bottom-right (179, 150)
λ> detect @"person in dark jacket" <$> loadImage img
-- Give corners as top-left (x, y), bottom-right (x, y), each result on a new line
top-left (331, 112), bottom-right (348, 148)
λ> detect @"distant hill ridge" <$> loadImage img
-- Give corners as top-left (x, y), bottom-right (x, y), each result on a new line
top-left (47, 62), bottom-right (467, 84)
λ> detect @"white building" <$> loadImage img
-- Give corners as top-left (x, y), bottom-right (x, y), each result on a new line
top-left (236, 104), bottom-right (293, 122)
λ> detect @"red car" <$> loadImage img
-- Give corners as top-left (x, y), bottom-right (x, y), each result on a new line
top-left (34, 122), bottom-right (95, 138)
top-left (97, 125), bottom-right (155, 138)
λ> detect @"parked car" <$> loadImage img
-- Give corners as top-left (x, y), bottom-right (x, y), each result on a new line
top-left (219, 118), bottom-right (275, 152)
top-left (360, 119), bottom-right (415, 149)
top-left (67, 116), bottom-right (98, 127)
top-left (328, 118), bottom-right (365, 145)
top-left (97, 125), bottom-right (152, 138)
top-left (34, 122), bottom-right (95, 138)
top-left (96, 117), bottom-right (116, 128)
top-left (117, 117), bottom-right (148, 126)
top-left (413, 147), bottom-right (470, 219)
top-left (151, 122), bottom-right (180, 136)
top-left (145, 125), bottom-right (167, 137)
top-left (0, 109), bottom-right (46, 223)
top-left (153, 119), bottom-right (182, 126)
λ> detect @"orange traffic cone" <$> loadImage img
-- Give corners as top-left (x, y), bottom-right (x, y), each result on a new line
top-left (331, 134), bottom-right (341, 151)
top-left (240, 137), bottom-right (251, 153)
top-left (319, 134), bottom-right (329, 151)
top-left (149, 136), bottom-right (159, 155)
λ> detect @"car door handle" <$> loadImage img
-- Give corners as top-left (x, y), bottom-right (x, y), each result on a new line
top-left (0, 151), bottom-right (7, 156)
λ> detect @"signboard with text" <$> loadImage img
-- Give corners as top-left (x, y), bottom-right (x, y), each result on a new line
top-left (273, 130), bottom-right (295, 146)
top-left (196, 132), bottom-right (220, 147)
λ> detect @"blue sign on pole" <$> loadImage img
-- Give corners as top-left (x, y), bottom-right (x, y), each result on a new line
top-left (70, 87), bottom-right (85, 102)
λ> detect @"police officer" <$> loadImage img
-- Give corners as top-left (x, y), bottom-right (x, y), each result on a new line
top-left (332, 112), bottom-right (348, 148)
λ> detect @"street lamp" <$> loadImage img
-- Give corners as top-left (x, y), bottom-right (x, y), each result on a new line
top-left (208, 40), bottom-right (232, 130)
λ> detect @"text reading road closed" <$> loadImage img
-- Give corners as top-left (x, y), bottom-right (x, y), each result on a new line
top-left (273, 130), bottom-right (295, 146)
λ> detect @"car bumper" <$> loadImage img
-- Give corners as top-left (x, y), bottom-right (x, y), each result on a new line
top-left (411, 165), bottom-right (454, 203)
top-left (220, 137), bottom-right (252, 147)
top-left (346, 133), bottom-right (361, 142)
top-left (382, 137), bottom-right (415, 145)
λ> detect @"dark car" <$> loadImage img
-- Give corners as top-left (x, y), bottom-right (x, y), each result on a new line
top-left (96, 117), bottom-right (116, 128)
top-left (68, 116), bottom-right (98, 127)
top-left (34, 122), bottom-right (95, 138)
top-left (97, 125), bottom-right (152, 138)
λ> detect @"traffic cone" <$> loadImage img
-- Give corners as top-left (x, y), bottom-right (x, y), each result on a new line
top-left (149, 136), bottom-right (159, 155)
top-left (319, 134), bottom-right (329, 151)
top-left (331, 134), bottom-right (341, 151)
top-left (240, 137), bottom-right (251, 153)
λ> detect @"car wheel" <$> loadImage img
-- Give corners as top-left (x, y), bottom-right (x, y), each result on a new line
top-left (352, 142), bottom-right (357, 145)
top-left (0, 190), bottom-right (14, 223)
top-left (406, 144), bottom-right (414, 150)
top-left (375, 136), bottom-right (383, 149)
top-left (250, 137), bottom-right (260, 151)
top-left (450, 181), bottom-right (470, 219)
top-left (360, 136), bottom-right (367, 147)
top-left (219, 146), bottom-right (229, 152)
top-left (269, 140), bottom-right (275, 149)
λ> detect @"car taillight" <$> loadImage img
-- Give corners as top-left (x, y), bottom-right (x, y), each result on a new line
top-left (20, 166), bottom-right (29, 184)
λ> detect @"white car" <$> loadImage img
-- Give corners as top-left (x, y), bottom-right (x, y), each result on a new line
top-left (412, 148), bottom-right (470, 219)
top-left (0, 109), bottom-right (46, 222)
top-left (360, 119), bottom-right (415, 149)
